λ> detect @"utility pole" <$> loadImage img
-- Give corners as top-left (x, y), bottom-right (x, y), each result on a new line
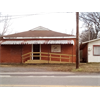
top-left (76, 12), bottom-right (79, 69)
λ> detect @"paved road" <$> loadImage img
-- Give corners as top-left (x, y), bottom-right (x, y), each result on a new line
top-left (0, 72), bottom-right (100, 86)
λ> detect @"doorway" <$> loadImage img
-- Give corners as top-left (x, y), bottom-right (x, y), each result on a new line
top-left (33, 44), bottom-right (40, 60)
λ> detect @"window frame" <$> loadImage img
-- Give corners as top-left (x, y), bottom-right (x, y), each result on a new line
top-left (93, 45), bottom-right (100, 56)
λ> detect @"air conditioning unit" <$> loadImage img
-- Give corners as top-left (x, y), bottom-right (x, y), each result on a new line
top-left (88, 47), bottom-right (91, 51)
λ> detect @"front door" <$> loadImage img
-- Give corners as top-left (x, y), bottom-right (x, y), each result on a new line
top-left (33, 44), bottom-right (40, 60)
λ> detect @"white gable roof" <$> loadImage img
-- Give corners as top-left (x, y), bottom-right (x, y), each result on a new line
top-left (82, 38), bottom-right (100, 44)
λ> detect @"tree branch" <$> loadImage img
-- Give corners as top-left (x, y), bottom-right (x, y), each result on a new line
top-left (0, 14), bottom-right (10, 36)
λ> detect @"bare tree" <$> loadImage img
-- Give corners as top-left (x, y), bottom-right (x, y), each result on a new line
top-left (79, 12), bottom-right (100, 39)
top-left (80, 30), bottom-right (91, 43)
top-left (0, 13), bottom-right (10, 38)
top-left (98, 32), bottom-right (100, 38)
top-left (71, 29), bottom-right (74, 35)
top-left (80, 25), bottom-right (97, 43)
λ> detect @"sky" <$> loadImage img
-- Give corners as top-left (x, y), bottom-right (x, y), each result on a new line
top-left (0, 12), bottom-right (83, 35)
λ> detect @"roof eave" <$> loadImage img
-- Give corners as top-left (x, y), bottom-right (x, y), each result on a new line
top-left (3, 36), bottom-right (76, 39)
top-left (82, 38), bottom-right (100, 44)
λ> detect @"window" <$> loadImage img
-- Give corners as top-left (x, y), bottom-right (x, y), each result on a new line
top-left (51, 45), bottom-right (61, 52)
top-left (93, 45), bottom-right (100, 56)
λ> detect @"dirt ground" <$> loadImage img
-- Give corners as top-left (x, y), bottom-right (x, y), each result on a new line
top-left (0, 63), bottom-right (100, 73)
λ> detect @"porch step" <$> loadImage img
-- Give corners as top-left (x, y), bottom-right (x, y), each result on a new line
top-left (25, 60), bottom-right (48, 64)
top-left (25, 60), bottom-right (70, 64)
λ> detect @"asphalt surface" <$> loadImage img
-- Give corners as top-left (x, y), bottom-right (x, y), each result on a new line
top-left (0, 72), bottom-right (100, 86)
top-left (0, 65), bottom-right (100, 86)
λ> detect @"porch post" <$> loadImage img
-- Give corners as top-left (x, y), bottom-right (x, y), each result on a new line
top-left (72, 44), bottom-right (73, 63)
top-left (48, 44), bottom-right (49, 64)
top-left (21, 45), bottom-right (23, 63)
top-left (40, 44), bottom-right (41, 60)
top-left (32, 44), bottom-right (33, 60)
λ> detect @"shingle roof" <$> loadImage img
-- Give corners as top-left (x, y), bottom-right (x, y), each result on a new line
top-left (4, 26), bottom-right (75, 37)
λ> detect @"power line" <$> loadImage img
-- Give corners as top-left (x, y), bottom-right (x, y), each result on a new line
top-left (0, 12), bottom-right (73, 17)
top-left (0, 13), bottom-right (50, 20)
top-left (0, 13), bottom-right (43, 17)
top-left (0, 12), bottom-right (68, 20)
top-left (0, 12), bottom-right (63, 19)
top-left (3, 14), bottom-right (31, 21)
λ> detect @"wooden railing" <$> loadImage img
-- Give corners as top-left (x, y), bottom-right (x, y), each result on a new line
top-left (22, 52), bottom-right (76, 63)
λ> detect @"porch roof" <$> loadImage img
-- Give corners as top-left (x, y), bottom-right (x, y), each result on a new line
top-left (0, 40), bottom-right (74, 45)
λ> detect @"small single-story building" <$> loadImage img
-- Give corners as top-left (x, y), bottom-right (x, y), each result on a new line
top-left (80, 38), bottom-right (100, 63)
top-left (0, 26), bottom-right (76, 64)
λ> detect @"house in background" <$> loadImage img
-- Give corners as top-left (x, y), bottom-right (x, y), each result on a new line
top-left (0, 26), bottom-right (76, 64)
top-left (80, 38), bottom-right (100, 63)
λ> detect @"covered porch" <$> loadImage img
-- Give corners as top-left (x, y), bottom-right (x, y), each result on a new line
top-left (0, 40), bottom-right (76, 64)
top-left (21, 40), bottom-right (75, 63)
top-left (22, 51), bottom-right (76, 64)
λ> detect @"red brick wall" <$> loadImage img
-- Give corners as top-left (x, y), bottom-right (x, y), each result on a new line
top-left (0, 45), bottom-right (22, 63)
top-left (0, 38), bottom-right (76, 63)
top-left (41, 44), bottom-right (76, 63)
top-left (41, 38), bottom-right (76, 63)
top-left (22, 45), bottom-right (31, 55)
top-left (22, 45), bottom-right (32, 62)
top-left (0, 44), bottom-right (32, 63)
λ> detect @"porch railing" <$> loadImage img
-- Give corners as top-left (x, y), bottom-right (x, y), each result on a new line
top-left (22, 52), bottom-right (76, 63)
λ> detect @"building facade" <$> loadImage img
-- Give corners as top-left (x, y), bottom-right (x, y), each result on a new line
top-left (80, 38), bottom-right (100, 63)
top-left (0, 26), bottom-right (76, 64)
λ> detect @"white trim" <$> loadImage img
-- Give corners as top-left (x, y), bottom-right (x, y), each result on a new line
top-left (82, 38), bottom-right (100, 44)
top-left (3, 36), bottom-right (76, 39)
top-left (1, 40), bottom-right (74, 45)
top-left (40, 44), bottom-right (41, 52)
top-left (0, 39), bottom-right (74, 45)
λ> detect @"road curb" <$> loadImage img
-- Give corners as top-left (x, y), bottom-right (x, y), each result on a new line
top-left (0, 72), bottom-right (75, 74)
top-left (0, 85), bottom-right (100, 87)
